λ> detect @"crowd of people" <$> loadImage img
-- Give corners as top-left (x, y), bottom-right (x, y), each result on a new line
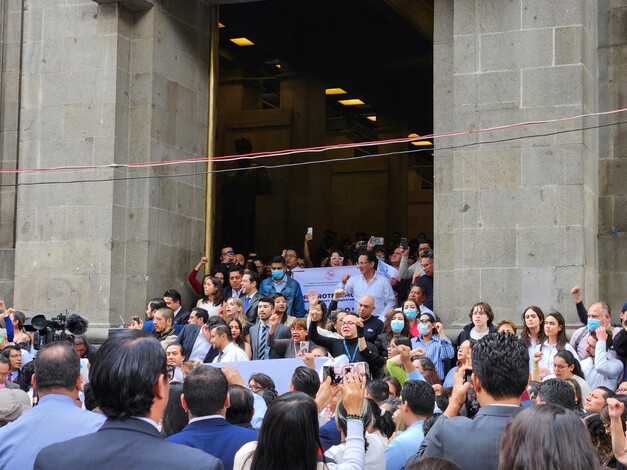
top-left (0, 231), bottom-right (626, 469)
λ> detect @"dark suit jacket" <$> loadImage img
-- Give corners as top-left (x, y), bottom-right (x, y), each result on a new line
top-left (174, 307), bottom-right (191, 326)
top-left (224, 287), bottom-right (245, 301)
top-left (409, 404), bottom-right (521, 470)
top-left (176, 324), bottom-right (218, 363)
top-left (34, 418), bottom-right (223, 470)
top-left (167, 417), bottom-right (257, 470)
top-left (243, 291), bottom-right (260, 324)
top-left (249, 322), bottom-right (290, 360)
top-left (10, 370), bottom-right (28, 392)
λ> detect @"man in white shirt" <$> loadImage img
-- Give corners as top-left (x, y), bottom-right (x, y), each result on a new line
top-left (210, 325), bottom-right (249, 363)
top-left (580, 326), bottom-right (623, 390)
top-left (337, 251), bottom-right (396, 319)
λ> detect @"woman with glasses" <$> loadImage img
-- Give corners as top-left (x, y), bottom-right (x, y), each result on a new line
top-left (617, 381), bottom-right (627, 396)
top-left (410, 312), bottom-right (455, 380)
top-left (531, 349), bottom-right (591, 403)
top-left (308, 310), bottom-right (383, 378)
top-left (443, 339), bottom-right (475, 388)
top-left (268, 318), bottom-right (315, 359)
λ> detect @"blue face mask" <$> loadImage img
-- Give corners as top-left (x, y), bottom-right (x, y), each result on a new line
top-left (587, 318), bottom-right (601, 331)
top-left (404, 309), bottom-right (417, 320)
top-left (390, 319), bottom-right (405, 333)
top-left (271, 269), bottom-right (284, 280)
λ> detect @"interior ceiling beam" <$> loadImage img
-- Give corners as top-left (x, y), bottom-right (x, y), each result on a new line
top-left (384, 0), bottom-right (434, 42)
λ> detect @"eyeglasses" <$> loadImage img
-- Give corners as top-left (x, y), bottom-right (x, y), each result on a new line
top-left (285, 254), bottom-right (297, 258)
top-left (553, 364), bottom-right (568, 370)
top-left (357, 261), bottom-right (372, 266)
top-left (340, 321), bottom-right (357, 327)
top-left (618, 388), bottom-right (627, 393)
top-left (419, 319), bottom-right (431, 324)
top-left (420, 262), bottom-right (432, 268)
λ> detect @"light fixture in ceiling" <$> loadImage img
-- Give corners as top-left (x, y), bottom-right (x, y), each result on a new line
top-left (325, 88), bottom-right (347, 95)
top-left (230, 37), bottom-right (255, 46)
top-left (338, 98), bottom-right (365, 106)
top-left (408, 133), bottom-right (433, 146)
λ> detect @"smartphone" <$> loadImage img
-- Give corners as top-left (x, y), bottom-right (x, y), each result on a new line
top-left (131, 315), bottom-right (141, 324)
top-left (167, 365), bottom-right (176, 381)
top-left (323, 366), bottom-right (343, 385)
top-left (307, 227), bottom-right (313, 236)
top-left (371, 236), bottom-right (384, 246)
top-left (464, 369), bottom-right (480, 418)
top-left (299, 341), bottom-right (309, 355)
top-left (400, 237), bottom-right (408, 249)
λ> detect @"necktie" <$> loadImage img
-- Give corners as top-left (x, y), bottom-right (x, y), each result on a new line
top-left (258, 324), bottom-right (267, 360)
top-left (244, 296), bottom-right (250, 310)
top-left (217, 350), bottom-right (224, 363)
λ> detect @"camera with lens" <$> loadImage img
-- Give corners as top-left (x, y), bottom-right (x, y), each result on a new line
top-left (25, 312), bottom-right (89, 350)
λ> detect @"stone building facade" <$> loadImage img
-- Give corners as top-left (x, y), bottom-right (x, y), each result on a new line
top-left (0, 0), bottom-right (624, 338)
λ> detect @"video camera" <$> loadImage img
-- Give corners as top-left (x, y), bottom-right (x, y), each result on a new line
top-left (24, 312), bottom-right (89, 350)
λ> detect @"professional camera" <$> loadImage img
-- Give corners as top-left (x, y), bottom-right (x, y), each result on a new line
top-left (25, 312), bottom-right (89, 350)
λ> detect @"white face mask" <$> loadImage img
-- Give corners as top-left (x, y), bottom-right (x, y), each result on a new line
top-left (418, 323), bottom-right (431, 336)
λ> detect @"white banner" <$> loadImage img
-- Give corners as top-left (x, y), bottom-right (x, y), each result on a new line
top-left (210, 357), bottom-right (329, 394)
top-left (291, 266), bottom-right (359, 311)
top-left (291, 262), bottom-right (399, 312)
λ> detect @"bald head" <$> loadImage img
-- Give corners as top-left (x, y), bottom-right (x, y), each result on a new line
top-left (34, 341), bottom-right (80, 395)
top-left (358, 295), bottom-right (375, 320)
top-left (588, 302), bottom-right (611, 327)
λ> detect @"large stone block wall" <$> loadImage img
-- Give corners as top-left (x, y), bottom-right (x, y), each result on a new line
top-left (598, 0), bottom-right (627, 311)
top-left (13, 0), bottom-right (210, 338)
top-left (0, 0), bottom-right (22, 306)
top-left (433, 0), bottom-right (604, 326)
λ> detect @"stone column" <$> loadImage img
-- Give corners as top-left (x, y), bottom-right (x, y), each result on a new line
top-left (0, 0), bottom-right (22, 305)
top-left (434, 0), bottom-right (601, 326)
top-left (14, 0), bottom-right (210, 339)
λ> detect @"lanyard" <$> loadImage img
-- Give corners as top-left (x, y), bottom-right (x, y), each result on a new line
top-left (343, 340), bottom-right (358, 362)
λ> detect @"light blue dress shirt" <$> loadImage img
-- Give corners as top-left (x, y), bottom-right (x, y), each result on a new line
top-left (0, 394), bottom-right (106, 469)
top-left (385, 419), bottom-right (425, 470)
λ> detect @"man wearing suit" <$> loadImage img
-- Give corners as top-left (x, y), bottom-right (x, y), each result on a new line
top-left (35, 329), bottom-right (223, 470)
top-left (249, 296), bottom-right (290, 360)
top-left (408, 333), bottom-right (528, 470)
top-left (167, 366), bottom-right (257, 470)
top-left (3, 346), bottom-right (27, 391)
top-left (241, 271), bottom-right (261, 324)
top-left (164, 289), bottom-right (191, 326)
top-left (224, 266), bottom-right (245, 300)
top-left (0, 357), bottom-right (19, 389)
top-left (176, 317), bottom-right (227, 364)
top-left (0, 342), bottom-right (105, 470)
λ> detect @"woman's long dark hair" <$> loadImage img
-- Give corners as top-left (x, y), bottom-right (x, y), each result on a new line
top-left (201, 275), bottom-right (225, 306)
top-left (383, 309), bottom-right (410, 342)
top-left (366, 398), bottom-right (395, 439)
top-left (520, 306), bottom-right (546, 348)
top-left (500, 404), bottom-right (601, 470)
top-left (250, 392), bottom-right (324, 470)
top-left (335, 399), bottom-right (370, 453)
top-left (229, 318), bottom-right (246, 350)
top-left (555, 350), bottom-right (585, 380)
top-left (539, 312), bottom-right (568, 352)
top-left (161, 382), bottom-right (188, 437)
